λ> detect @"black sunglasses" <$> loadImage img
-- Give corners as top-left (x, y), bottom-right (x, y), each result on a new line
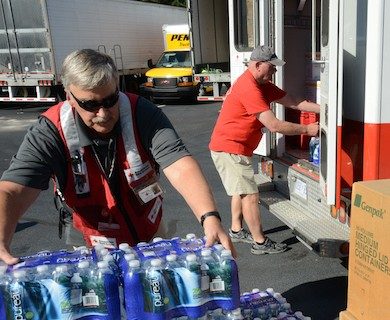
top-left (70, 89), bottom-right (119, 112)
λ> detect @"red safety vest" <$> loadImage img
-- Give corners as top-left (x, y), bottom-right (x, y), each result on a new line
top-left (43, 93), bottom-right (163, 248)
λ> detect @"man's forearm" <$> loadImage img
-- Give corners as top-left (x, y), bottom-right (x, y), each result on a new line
top-left (0, 181), bottom-right (41, 246)
top-left (272, 121), bottom-right (308, 136)
top-left (296, 100), bottom-right (320, 113)
top-left (163, 156), bottom-right (217, 221)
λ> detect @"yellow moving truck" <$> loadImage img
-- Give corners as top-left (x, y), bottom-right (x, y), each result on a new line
top-left (140, 24), bottom-right (199, 103)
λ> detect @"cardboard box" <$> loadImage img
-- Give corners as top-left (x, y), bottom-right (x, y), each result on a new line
top-left (341, 180), bottom-right (390, 319)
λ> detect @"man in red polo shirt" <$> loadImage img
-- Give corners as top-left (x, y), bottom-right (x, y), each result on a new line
top-left (209, 45), bottom-right (319, 255)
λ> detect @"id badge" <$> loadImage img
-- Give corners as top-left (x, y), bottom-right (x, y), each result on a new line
top-left (137, 182), bottom-right (163, 203)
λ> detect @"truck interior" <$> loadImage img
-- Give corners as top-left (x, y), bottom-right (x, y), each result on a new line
top-left (232, 0), bottom-right (322, 169)
top-left (282, 1), bottom-right (322, 168)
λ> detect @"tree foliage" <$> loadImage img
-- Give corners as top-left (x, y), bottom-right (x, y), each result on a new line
top-left (137, 0), bottom-right (186, 8)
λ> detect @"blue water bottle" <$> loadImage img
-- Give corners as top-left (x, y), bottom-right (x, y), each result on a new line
top-left (97, 260), bottom-right (121, 320)
top-left (312, 138), bottom-right (320, 165)
top-left (124, 259), bottom-right (144, 320)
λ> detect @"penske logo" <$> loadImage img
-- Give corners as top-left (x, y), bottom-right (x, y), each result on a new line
top-left (170, 34), bottom-right (189, 41)
top-left (354, 194), bottom-right (385, 219)
top-left (165, 33), bottom-right (190, 50)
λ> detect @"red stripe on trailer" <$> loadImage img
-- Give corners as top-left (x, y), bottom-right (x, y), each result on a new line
top-left (197, 96), bottom-right (225, 101)
top-left (363, 123), bottom-right (390, 180)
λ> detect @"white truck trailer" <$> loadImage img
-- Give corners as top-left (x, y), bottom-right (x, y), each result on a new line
top-left (0, 0), bottom-right (186, 104)
top-left (188, 0), bottom-right (231, 101)
top-left (189, 0), bottom-right (390, 258)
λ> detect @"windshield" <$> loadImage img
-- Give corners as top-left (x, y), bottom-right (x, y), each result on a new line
top-left (155, 51), bottom-right (192, 68)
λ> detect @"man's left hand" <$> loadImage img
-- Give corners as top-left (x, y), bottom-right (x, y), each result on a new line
top-left (203, 216), bottom-right (237, 258)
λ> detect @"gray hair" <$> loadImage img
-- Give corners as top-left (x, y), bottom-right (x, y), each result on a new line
top-left (61, 49), bottom-right (119, 90)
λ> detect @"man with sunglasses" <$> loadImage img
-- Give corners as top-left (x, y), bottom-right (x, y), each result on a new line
top-left (0, 49), bottom-right (234, 264)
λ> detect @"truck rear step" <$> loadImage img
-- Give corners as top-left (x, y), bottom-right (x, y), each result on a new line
top-left (257, 171), bottom-right (349, 257)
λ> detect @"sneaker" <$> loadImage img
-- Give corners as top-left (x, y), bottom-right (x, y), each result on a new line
top-left (251, 237), bottom-right (287, 255)
top-left (228, 228), bottom-right (253, 243)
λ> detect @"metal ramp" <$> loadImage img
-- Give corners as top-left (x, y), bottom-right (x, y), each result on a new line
top-left (259, 189), bottom-right (350, 257)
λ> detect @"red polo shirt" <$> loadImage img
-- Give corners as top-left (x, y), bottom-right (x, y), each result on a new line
top-left (209, 70), bottom-right (286, 156)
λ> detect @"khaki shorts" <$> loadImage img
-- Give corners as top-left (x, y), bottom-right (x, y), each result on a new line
top-left (210, 150), bottom-right (258, 196)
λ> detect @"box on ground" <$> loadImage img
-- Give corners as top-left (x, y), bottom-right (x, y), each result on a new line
top-left (340, 179), bottom-right (390, 320)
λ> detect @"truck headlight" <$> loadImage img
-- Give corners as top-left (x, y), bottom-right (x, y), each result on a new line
top-left (177, 76), bottom-right (193, 86)
top-left (143, 77), bottom-right (154, 87)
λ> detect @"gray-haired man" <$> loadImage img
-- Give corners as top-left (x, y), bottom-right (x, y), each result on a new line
top-left (0, 49), bottom-right (235, 264)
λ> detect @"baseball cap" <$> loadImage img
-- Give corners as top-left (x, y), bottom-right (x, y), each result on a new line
top-left (250, 45), bottom-right (286, 66)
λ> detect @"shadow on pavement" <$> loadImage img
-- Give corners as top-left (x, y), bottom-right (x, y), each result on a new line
top-left (282, 276), bottom-right (348, 320)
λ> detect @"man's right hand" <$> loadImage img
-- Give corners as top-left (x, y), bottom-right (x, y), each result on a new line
top-left (0, 245), bottom-right (19, 265)
top-left (307, 122), bottom-right (319, 136)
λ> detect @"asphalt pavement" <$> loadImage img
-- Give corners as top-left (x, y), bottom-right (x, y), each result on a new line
top-left (0, 101), bottom-right (348, 319)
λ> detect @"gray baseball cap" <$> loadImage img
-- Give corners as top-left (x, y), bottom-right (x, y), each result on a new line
top-left (250, 45), bottom-right (286, 66)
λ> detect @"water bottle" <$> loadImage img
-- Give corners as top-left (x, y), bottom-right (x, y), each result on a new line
top-left (70, 271), bottom-right (83, 306)
top-left (144, 258), bottom-right (166, 319)
top-left (9, 269), bottom-right (57, 320)
top-left (52, 264), bottom-right (70, 285)
top-left (141, 250), bottom-right (157, 269)
top-left (119, 242), bottom-right (133, 253)
top-left (124, 253), bottom-right (137, 263)
top-left (9, 270), bottom-right (29, 318)
top-left (224, 307), bottom-right (243, 319)
top-left (183, 253), bottom-right (205, 318)
top-left (0, 265), bottom-right (10, 287)
top-left (312, 139), bottom-right (320, 165)
top-left (103, 253), bottom-right (119, 276)
top-left (309, 137), bottom-right (320, 165)
top-left (269, 303), bottom-right (279, 317)
top-left (97, 260), bottom-right (121, 319)
top-left (94, 244), bottom-right (108, 260)
top-left (200, 249), bottom-right (216, 294)
top-left (212, 244), bottom-right (225, 261)
top-left (35, 264), bottom-right (51, 281)
top-left (256, 307), bottom-right (268, 320)
top-left (136, 241), bottom-right (149, 248)
top-left (124, 259), bottom-right (144, 319)
top-left (219, 250), bottom-right (240, 310)
top-left (152, 237), bottom-right (164, 243)
top-left (78, 260), bottom-right (99, 308)
top-left (165, 253), bottom-right (190, 316)
top-left (186, 233), bottom-right (196, 240)
top-left (74, 245), bottom-right (90, 255)
top-left (0, 265), bottom-right (10, 320)
top-left (308, 137), bottom-right (316, 162)
top-left (242, 308), bottom-right (252, 320)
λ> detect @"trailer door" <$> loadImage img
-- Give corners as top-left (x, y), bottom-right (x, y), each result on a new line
top-left (319, 0), bottom-right (342, 205)
top-left (229, 0), bottom-right (270, 82)
top-left (229, 0), bottom-right (273, 155)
